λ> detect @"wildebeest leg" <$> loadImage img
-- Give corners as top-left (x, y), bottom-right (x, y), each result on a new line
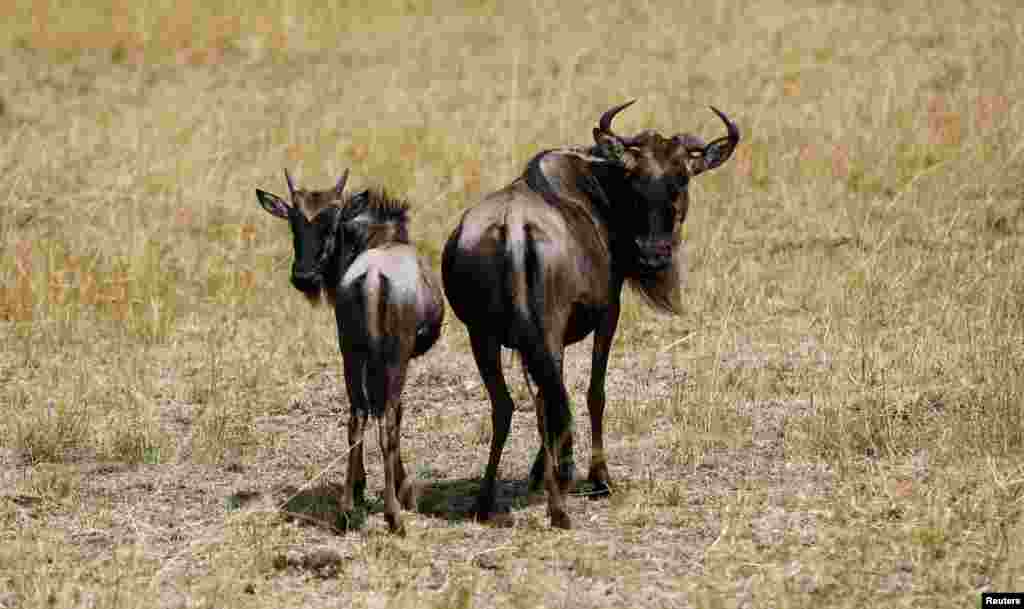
top-left (587, 296), bottom-right (621, 497)
top-left (527, 354), bottom-right (574, 494)
top-left (528, 392), bottom-right (546, 493)
top-left (340, 353), bottom-right (368, 512)
top-left (469, 330), bottom-right (515, 524)
top-left (523, 342), bottom-right (573, 529)
top-left (392, 368), bottom-right (416, 511)
top-left (377, 399), bottom-right (405, 536)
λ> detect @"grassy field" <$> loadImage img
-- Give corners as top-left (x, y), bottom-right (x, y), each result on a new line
top-left (1, 0), bottom-right (1023, 606)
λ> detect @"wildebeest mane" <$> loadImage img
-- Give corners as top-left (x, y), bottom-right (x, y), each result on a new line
top-left (523, 148), bottom-right (686, 316)
top-left (524, 147), bottom-right (623, 212)
top-left (524, 149), bottom-right (564, 209)
top-left (340, 188), bottom-right (410, 225)
top-left (337, 187), bottom-right (411, 247)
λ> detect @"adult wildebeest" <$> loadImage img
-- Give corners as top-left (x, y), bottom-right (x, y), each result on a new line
top-left (257, 169), bottom-right (444, 535)
top-left (442, 100), bottom-right (739, 529)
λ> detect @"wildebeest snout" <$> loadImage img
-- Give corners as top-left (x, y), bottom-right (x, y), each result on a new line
top-left (635, 237), bottom-right (672, 256)
top-left (634, 237), bottom-right (673, 271)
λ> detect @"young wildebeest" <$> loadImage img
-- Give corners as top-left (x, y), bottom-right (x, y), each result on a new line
top-left (257, 169), bottom-right (444, 535)
top-left (442, 101), bottom-right (739, 529)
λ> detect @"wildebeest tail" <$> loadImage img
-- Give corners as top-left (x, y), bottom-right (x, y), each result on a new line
top-left (504, 224), bottom-right (570, 449)
top-left (363, 270), bottom-right (399, 418)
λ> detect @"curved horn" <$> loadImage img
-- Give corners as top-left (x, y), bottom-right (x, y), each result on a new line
top-left (335, 168), bottom-right (350, 194)
top-left (283, 168), bottom-right (296, 198)
top-left (709, 106), bottom-right (740, 148)
top-left (598, 99), bottom-right (637, 136)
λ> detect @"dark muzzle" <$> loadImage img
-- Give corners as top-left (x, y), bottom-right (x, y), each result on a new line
top-left (634, 237), bottom-right (673, 272)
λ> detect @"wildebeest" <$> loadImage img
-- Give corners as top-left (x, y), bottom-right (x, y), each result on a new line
top-left (257, 169), bottom-right (444, 535)
top-left (442, 101), bottom-right (739, 529)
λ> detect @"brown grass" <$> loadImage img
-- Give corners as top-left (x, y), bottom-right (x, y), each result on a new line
top-left (2, 0), bottom-right (1024, 607)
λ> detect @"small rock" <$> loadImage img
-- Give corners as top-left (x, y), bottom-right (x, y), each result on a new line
top-left (225, 490), bottom-right (261, 511)
top-left (303, 548), bottom-right (344, 570)
top-left (296, 548), bottom-right (346, 579)
top-left (284, 550), bottom-right (304, 568)
top-left (473, 553), bottom-right (502, 570)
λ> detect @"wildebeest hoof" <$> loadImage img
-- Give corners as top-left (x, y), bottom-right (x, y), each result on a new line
top-left (386, 514), bottom-right (406, 536)
top-left (475, 509), bottom-right (515, 528)
top-left (549, 509), bottom-right (572, 530)
top-left (486, 512), bottom-right (516, 528)
top-left (586, 477), bottom-right (611, 500)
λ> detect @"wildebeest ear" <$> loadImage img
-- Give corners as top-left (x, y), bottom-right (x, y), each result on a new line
top-left (690, 106), bottom-right (740, 176)
top-left (592, 129), bottom-right (637, 170)
top-left (256, 189), bottom-right (290, 219)
top-left (692, 135), bottom-right (738, 175)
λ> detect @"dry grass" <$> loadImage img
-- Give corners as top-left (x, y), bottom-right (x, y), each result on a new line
top-left (2, 0), bottom-right (1023, 607)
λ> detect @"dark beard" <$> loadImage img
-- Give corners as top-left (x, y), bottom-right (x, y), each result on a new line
top-left (300, 286), bottom-right (323, 307)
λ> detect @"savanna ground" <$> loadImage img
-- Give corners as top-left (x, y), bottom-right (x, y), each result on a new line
top-left (1, 1), bottom-right (1023, 607)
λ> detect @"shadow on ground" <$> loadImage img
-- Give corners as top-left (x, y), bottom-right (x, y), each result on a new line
top-left (277, 484), bottom-right (371, 534)
top-left (414, 477), bottom-right (535, 521)
top-left (416, 477), bottom-right (611, 521)
top-left (274, 478), bottom-right (536, 532)
top-left (273, 477), bottom-right (610, 533)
